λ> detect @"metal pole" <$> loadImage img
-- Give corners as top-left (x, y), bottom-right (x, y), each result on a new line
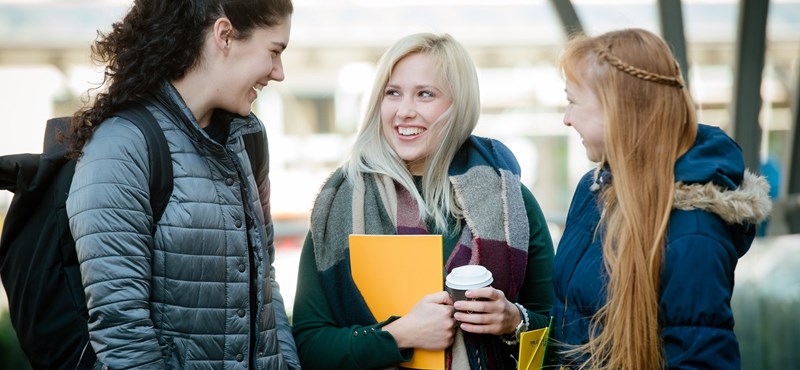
top-left (657, 0), bottom-right (691, 89)
top-left (730, 0), bottom-right (770, 174)
top-left (549, 0), bottom-right (584, 37)
top-left (786, 51), bottom-right (800, 234)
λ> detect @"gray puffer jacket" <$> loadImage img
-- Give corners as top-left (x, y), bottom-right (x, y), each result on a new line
top-left (67, 82), bottom-right (300, 369)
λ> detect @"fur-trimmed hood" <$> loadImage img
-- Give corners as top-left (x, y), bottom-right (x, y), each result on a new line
top-left (672, 124), bottom-right (772, 226)
top-left (590, 124), bottom-right (772, 257)
top-left (674, 170), bottom-right (772, 225)
top-left (671, 124), bottom-right (771, 258)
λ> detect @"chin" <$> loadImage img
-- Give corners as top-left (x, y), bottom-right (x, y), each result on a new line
top-left (585, 149), bottom-right (604, 163)
top-left (236, 106), bottom-right (253, 117)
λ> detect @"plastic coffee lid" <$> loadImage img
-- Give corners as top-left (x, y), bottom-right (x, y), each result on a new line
top-left (445, 265), bottom-right (493, 290)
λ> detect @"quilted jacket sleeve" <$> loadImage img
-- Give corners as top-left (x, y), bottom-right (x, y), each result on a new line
top-left (660, 227), bottom-right (741, 369)
top-left (66, 118), bottom-right (166, 369)
top-left (250, 128), bottom-right (301, 369)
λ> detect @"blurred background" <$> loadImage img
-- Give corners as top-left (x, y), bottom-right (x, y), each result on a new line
top-left (0, 0), bottom-right (798, 368)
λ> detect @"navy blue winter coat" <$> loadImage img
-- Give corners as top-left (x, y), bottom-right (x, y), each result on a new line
top-left (550, 124), bottom-right (772, 369)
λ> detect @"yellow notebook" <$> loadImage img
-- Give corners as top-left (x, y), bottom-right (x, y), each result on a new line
top-left (517, 317), bottom-right (553, 370)
top-left (349, 234), bottom-right (444, 370)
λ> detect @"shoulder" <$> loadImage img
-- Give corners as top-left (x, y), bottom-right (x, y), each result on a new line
top-left (93, 115), bottom-right (149, 141)
top-left (520, 183), bottom-right (544, 216)
top-left (465, 135), bottom-right (521, 174)
top-left (319, 166), bottom-right (348, 190)
top-left (470, 135), bottom-right (514, 153)
top-left (560, 169), bottom-right (603, 233)
top-left (81, 116), bottom-right (150, 164)
top-left (311, 166), bottom-right (350, 214)
top-left (661, 211), bottom-right (744, 282)
top-left (520, 183), bottom-right (555, 247)
top-left (568, 169), bottom-right (600, 212)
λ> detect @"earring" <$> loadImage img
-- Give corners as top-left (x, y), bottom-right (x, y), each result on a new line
top-left (222, 28), bottom-right (231, 48)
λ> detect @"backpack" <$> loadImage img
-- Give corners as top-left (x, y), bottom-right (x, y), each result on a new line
top-left (0, 103), bottom-right (265, 369)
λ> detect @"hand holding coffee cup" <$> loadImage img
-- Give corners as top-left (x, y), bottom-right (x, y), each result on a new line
top-left (445, 265), bottom-right (493, 306)
top-left (446, 265), bottom-right (522, 336)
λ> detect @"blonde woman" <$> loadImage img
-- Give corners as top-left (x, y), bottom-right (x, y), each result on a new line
top-left (292, 33), bottom-right (554, 369)
top-left (551, 28), bottom-right (772, 369)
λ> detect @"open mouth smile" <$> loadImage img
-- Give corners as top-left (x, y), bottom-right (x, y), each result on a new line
top-left (398, 127), bottom-right (426, 136)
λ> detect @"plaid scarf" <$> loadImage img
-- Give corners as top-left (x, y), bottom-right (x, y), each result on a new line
top-left (310, 136), bottom-right (529, 369)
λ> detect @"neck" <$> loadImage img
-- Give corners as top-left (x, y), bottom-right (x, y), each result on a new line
top-left (171, 75), bottom-right (214, 128)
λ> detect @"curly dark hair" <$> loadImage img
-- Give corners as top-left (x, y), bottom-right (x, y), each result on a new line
top-left (66, 0), bottom-right (293, 158)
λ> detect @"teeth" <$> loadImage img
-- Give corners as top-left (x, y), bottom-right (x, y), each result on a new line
top-left (253, 83), bottom-right (265, 91)
top-left (399, 127), bottom-right (425, 136)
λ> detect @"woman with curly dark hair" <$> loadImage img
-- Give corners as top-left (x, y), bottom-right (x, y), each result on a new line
top-left (64, 1), bottom-right (299, 369)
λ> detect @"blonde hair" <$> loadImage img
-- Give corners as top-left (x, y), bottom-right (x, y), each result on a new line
top-left (345, 32), bottom-right (481, 231)
top-left (559, 28), bottom-right (698, 370)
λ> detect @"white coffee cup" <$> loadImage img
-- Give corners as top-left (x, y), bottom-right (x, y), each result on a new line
top-left (445, 265), bottom-right (493, 303)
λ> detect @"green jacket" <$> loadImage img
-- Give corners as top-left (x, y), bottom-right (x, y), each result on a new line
top-left (292, 184), bottom-right (554, 370)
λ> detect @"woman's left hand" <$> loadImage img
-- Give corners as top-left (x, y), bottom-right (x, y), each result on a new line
top-left (452, 287), bottom-right (521, 336)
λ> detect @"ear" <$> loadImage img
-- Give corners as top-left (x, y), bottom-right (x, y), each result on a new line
top-left (212, 18), bottom-right (234, 51)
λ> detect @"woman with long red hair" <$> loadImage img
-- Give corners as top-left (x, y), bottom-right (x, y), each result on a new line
top-left (552, 28), bottom-right (771, 369)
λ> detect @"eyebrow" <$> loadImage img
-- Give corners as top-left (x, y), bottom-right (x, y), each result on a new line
top-left (385, 83), bottom-right (440, 90)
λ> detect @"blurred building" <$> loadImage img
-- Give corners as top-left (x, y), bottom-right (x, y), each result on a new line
top-left (2, 0), bottom-right (798, 237)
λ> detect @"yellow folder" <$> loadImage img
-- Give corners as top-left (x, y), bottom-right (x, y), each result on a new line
top-left (517, 317), bottom-right (553, 370)
top-left (349, 234), bottom-right (444, 370)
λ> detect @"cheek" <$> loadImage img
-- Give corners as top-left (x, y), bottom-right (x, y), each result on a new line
top-left (380, 110), bottom-right (394, 136)
top-left (585, 126), bottom-right (601, 143)
top-left (589, 129), bottom-right (606, 154)
top-left (592, 118), bottom-right (606, 140)
top-left (381, 110), bottom-right (394, 130)
top-left (417, 109), bottom-right (445, 131)
top-left (380, 99), bottom-right (394, 120)
top-left (381, 120), bottom-right (393, 138)
top-left (430, 103), bottom-right (450, 121)
top-left (257, 58), bottom-right (274, 77)
top-left (244, 51), bottom-right (273, 74)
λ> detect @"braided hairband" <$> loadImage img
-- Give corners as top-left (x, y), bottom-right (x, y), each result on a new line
top-left (597, 48), bottom-right (684, 89)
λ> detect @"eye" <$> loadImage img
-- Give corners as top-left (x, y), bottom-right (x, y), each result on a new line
top-left (384, 89), bottom-right (399, 97)
top-left (418, 90), bottom-right (434, 98)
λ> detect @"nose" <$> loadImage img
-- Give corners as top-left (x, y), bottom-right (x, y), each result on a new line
top-left (270, 55), bottom-right (285, 82)
top-left (397, 96), bottom-right (416, 119)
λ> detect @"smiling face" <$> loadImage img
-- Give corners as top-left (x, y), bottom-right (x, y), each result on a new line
top-left (564, 79), bottom-right (606, 162)
top-left (381, 52), bottom-right (453, 175)
top-left (222, 17), bottom-right (291, 117)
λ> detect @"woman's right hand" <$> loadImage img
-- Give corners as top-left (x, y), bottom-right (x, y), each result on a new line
top-left (382, 291), bottom-right (456, 351)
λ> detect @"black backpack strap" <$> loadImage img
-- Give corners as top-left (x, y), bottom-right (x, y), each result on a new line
top-left (113, 102), bottom-right (173, 227)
